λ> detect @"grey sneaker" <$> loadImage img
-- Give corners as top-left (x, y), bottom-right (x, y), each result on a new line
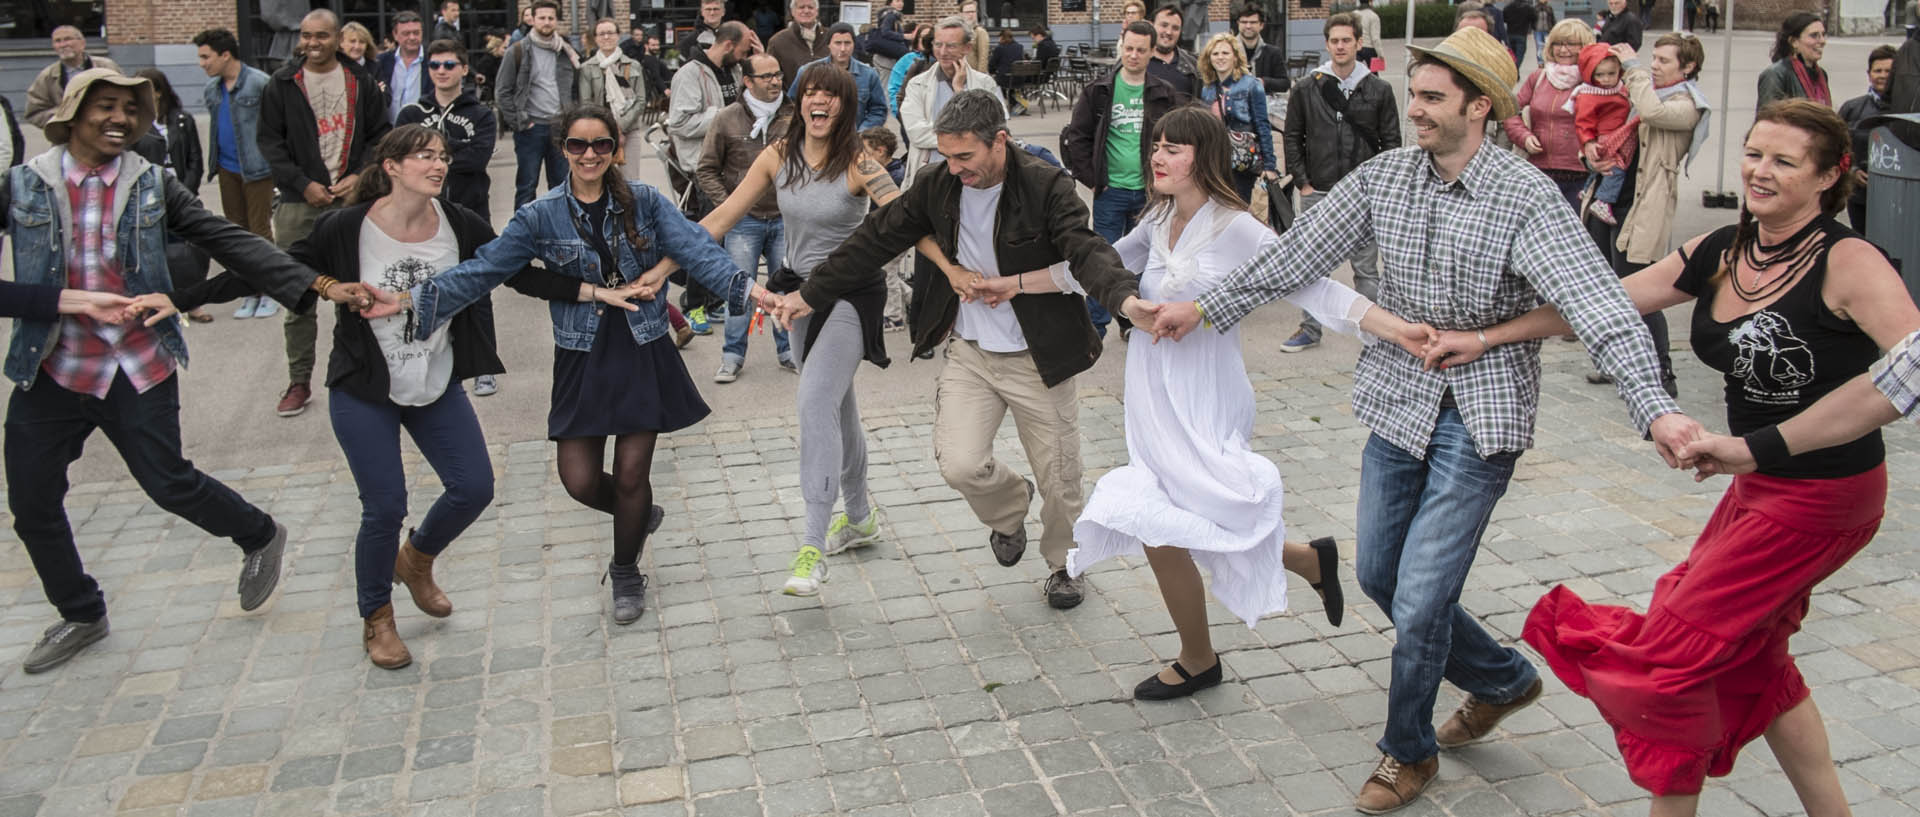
top-left (23, 617), bottom-right (109, 673)
top-left (472, 375), bottom-right (499, 396)
top-left (823, 506), bottom-right (884, 555)
top-left (989, 478), bottom-right (1036, 567)
top-left (1044, 570), bottom-right (1084, 609)
top-left (237, 522), bottom-right (288, 611)
top-left (715, 360), bottom-right (742, 383)
top-left (606, 562), bottom-right (648, 625)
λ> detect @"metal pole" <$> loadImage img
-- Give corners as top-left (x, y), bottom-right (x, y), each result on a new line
top-left (1405, 0), bottom-right (1417, 63)
top-left (1673, 0), bottom-right (1683, 30)
top-left (1711, 0), bottom-right (1735, 195)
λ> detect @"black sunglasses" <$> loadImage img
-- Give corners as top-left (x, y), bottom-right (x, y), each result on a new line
top-left (745, 70), bottom-right (782, 79)
top-left (426, 59), bottom-right (463, 70)
top-left (563, 137), bottom-right (618, 156)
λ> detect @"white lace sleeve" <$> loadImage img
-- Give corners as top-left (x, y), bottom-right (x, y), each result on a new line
top-left (1046, 261), bottom-right (1085, 295)
top-left (1282, 278), bottom-right (1373, 339)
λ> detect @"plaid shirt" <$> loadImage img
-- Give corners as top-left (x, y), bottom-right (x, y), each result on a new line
top-left (42, 154), bottom-right (175, 398)
top-left (1196, 140), bottom-right (1679, 458)
top-left (1871, 329), bottom-right (1920, 420)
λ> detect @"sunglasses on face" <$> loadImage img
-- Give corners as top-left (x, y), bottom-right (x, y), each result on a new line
top-left (427, 59), bottom-right (463, 70)
top-left (563, 137), bottom-right (618, 156)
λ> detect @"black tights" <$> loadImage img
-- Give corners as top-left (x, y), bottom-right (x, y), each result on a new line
top-left (555, 433), bottom-right (658, 566)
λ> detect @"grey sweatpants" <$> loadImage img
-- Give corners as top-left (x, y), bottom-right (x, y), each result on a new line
top-left (793, 304), bottom-right (871, 547)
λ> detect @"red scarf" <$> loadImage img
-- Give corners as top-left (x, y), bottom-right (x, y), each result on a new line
top-left (1791, 56), bottom-right (1830, 107)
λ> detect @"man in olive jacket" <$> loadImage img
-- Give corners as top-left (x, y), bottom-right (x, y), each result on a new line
top-left (787, 90), bottom-right (1146, 610)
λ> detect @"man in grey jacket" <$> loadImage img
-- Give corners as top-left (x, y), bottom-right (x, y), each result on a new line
top-left (496, 0), bottom-right (578, 208)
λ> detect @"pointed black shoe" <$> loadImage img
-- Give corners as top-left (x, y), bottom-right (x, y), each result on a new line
top-left (1133, 656), bottom-right (1223, 701)
top-left (1309, 536), bottom-right (1345, 627)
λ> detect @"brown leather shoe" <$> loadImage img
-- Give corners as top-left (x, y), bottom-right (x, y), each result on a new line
top-left (362, 603), bottom-right (411, 669)
top-left (393, 534), bottom-right (452, 618)
top-left (275, 382), bottom-right (311, 417)
top-left (1354, 754), bottom-right (1439, 814)
top-left (1436, 677), bottom-right (1543, 748)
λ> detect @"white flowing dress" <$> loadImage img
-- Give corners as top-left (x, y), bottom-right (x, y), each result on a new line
top-left (1069, 201), bottom-right (1372, 627)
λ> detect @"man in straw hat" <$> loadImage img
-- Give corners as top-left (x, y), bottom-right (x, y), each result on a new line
top-left (0, 69), bottom-right (384, 674)
top-left (1148, 27), bottom-right (1704, 813)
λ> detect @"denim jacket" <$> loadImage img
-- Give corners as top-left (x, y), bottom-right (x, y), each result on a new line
top-left (201, 64), bottom-right (274, 183)
top-left (412, 179), bottom-right (749, 351)
top-left (1200, 74), bottom-right (1277, 173)
top-left (1, 148), bottom-right (316, 388)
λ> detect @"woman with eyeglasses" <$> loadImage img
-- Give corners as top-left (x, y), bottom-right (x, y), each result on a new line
top-left (1756, 12), bottom-right (1829, 108)
top-left (371, 104), bottom-right (768, 627)
top-left (131, 125), bottom-right (616, 668)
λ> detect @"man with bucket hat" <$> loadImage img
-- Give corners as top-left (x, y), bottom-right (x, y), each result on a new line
top-left (1149, 28), bottom-right (1703, 812)
top-left (0, 69), bottom-right (383, 674)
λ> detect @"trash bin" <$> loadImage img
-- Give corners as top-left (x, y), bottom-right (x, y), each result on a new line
top-left (1864, 113), bottom-right (1920, 303)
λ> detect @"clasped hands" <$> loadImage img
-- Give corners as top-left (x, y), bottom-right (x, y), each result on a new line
top-left (118, 280), bottom-right (400, 327)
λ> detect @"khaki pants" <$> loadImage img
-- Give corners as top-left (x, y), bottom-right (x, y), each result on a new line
top-left (933, 338), bottom-right (1083, 572)
top-left (273, 198), bottom-right (338, 385)
top-left (216, 170), bottom-right (275, 240)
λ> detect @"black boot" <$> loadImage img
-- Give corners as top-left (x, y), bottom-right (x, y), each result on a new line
top-left (605, 562), bottom-right (648, 625)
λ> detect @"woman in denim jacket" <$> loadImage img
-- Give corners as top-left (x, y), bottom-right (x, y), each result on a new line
top-left (381, 104), bottom-right (770, 625)
top-left (1197, 33), bottom-right (1278, 202)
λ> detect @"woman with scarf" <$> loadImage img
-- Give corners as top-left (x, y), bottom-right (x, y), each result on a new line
top-left (1505, 19), bottom-right (1600, 211)
top-left (1197, 33), bottom-right (1276, 202)
top-left (580, 17), bottom-right (650, 179)
top-left (1757, 12), bottom-right (1829, 108)
top-left (1583, 35), bottom-right (1711, 397)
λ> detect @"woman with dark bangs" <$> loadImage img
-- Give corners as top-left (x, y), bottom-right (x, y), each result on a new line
top-left (371, 106), bottom-right (767, 628)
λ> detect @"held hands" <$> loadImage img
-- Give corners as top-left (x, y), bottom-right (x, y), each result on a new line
top-left (355, 284), bottom-right (406, 319)
top-left (971, 274), bottom-right (1018, 307)
top-left (1648, 412), bottom-right (1707, 470)
top-left (1677, 433), bottom-right (1757, 481)
top-left (1148, 301), bottom-right (1202, 342)
top-left (592, 280), bottom-right (648, 312)
top-left (1120, 296), bottom-right (1160, 331)
top-left (762, 290), bottom-right (812, 331)
top-left (1420, 329), bottom-right (1490, 370)
top-left (55, 290), bottom-right (135, 323)
top-left (634, 260), bottom-right (674, 300)
top-left (123, 292), bottom-right (178, 326)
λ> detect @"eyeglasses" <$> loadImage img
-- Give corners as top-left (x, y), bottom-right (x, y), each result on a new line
top-left (426, 59), bottom-right (463, 70)
top-left (407, 150), bottom-right (452, 164)
top-left (745, 70), bottom-right (783, 79)
top-left (563, 137), bottom-right (618, 156)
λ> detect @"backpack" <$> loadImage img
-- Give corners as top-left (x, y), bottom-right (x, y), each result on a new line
top-left (0, 97), bottom-right (23, 167)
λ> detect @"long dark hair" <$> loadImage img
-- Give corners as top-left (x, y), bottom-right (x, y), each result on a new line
top-left (780, 64), bottom-right (861, 191)
top-left (1143, 105), bottom-right (1248, 217)
top-left (134, 68), bottom-right (183, 119)
top-left (551, 103), bottom-right (649, 260)
top-left (354, 124), bottom-right (445, 203)
top-left (1718, 99), bottom-right (1853, 283)
top-left (1770, 11), bottom-right (1821, 64)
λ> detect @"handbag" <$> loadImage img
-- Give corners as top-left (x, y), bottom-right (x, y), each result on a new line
top-left (1212, 93), bottom-right (1260, 173)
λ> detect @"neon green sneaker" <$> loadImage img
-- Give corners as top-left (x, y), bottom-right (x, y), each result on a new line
top-left (783, 545), bottom-right (828, 596)
top-left (823, 507), bottom-right (884, 555)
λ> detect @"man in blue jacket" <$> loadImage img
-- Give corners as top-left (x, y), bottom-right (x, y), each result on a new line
top-left (194, 27), bottom-right (279, 320)
top-left (790, 23), bottom-right (890, 130)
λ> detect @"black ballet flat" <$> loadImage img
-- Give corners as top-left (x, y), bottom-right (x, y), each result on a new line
top-left (1309, 536), bottom-right (1345, 628)
top-left (1133, 656), bottom-right (1224, 701)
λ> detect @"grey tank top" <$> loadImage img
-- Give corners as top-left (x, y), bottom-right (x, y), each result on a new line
top-left (776, 162), bottom-right (869, 278)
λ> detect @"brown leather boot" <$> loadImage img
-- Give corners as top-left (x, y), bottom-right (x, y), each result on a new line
top-left (393, 535), bottom-right (452, 618)
top-left (1354, 754), bottom-right (1438, 814)
top-left (362, 603), bottom-right (411, 669)
top-left (1436, 677), bottom-right (1543, 748)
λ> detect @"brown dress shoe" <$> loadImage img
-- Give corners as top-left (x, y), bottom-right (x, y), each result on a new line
top-left (1354, 754), bottom-right (1439, 814)
top-left (363, 603), bottom-right (412, 669)
top-left (393, 535), bottom-right (452, 618)
top-left (1436, 677), bottom-right (1543, 748)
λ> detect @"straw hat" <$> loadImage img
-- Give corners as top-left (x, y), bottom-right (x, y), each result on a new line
top-left (1406, 27), bottom-right (1519, 121)
top-left (44, 68), bottom-right (155, 147)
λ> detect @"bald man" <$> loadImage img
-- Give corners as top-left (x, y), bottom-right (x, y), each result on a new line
top-left (25, 26), bottom-right (123, 128)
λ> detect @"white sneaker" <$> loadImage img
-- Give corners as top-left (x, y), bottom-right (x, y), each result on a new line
top-left (232, 296), bottom-right (260, 319)
top-left (472, 375), bottom-right (499, 396)
top-left (252, 298), bottom-right (280, 319)
top-left (715, 360), bottom-right (741, 383)
top-left (782, 545), bottom-right (828, 596)
top-left (823, 507), bottom-right (884, 555)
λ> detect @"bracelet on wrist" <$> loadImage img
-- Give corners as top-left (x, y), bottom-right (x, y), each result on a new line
top-left (1476, 329), bottom-right (1490, 352)
top-left (1743, 425), bottom-right (1791, 471)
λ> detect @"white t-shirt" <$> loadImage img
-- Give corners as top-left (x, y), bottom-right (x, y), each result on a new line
top-left (950, 182), bottom-right (1029, 353)
top-left (361, 200), bottom-right (459, 405)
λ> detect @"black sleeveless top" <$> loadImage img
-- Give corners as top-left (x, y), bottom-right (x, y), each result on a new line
top-left (1674, 219), bottom-right (1883, 479)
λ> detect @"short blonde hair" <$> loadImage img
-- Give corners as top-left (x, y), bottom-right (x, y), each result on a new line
top-left (341, 21), bottom-right (376, 53)
top-left (1198, 32), bottom-right (1248, 85)
top-left (1546, 18), bottom-right (1594, 50)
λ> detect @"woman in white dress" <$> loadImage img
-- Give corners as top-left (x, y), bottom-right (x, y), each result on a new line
top-left (1070, 107), bottom-right (1434, 701)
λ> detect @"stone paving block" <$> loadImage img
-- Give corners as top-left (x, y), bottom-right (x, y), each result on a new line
top-left (619, 767), bottom-right (686, 805)
top-left (118, 772), bottom-right (193, 810)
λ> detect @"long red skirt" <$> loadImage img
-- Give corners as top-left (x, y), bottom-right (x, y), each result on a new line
top-left (1522, 465), bottom-right (1886, 796)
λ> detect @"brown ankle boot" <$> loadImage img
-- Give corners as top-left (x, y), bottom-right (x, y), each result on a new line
top-left (393, 535), bottom-right (452, 618)
top-left (362, 603), bottom-right (411, 669)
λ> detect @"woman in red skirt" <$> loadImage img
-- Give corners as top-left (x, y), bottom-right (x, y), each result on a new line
top-left (1423, 99), bottom-right (1920, 816)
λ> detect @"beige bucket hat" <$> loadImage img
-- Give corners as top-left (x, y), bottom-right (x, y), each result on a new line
top-left (44, 68), bottom-right (155, 147)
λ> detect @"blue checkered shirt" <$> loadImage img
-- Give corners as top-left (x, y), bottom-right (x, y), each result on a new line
top-left (1195, 141), bottom-right (1681, 459)
top-left (1871, 329), bottom-right (1920, 420)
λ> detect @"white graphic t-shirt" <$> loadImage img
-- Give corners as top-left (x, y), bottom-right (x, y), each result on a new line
top-left (360, 201), bottom-right (459, 405)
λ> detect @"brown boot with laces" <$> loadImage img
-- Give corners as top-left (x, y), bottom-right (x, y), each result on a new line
top-left (1353, 753), bottom-right (1438, 814)
top-left (363, 603), bottom-right (411, 669)
top-left (393, 534), bottom-right (452, 618)
top-left (1436, 677), bottom-right (1543, 748)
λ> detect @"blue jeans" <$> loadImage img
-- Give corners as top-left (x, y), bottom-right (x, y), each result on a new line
top-left (1356, 408), bottom-right (1539, 764)
top-left (513, 123), bottom-right (567, 209)
top-left (1593, 167), bottom-right (1628, 204)
top-left (1090, 186), bottom-right (1147, 334)
top-left (721, 214), bottom-right (792, 367)
top-left (330, 386), bottom-right (494, 618)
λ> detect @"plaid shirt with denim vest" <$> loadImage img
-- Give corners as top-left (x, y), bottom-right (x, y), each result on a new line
top-left (43, 154), bottom-right (174, 397)
top-left (1195, 140), bottom-right (1680, 459)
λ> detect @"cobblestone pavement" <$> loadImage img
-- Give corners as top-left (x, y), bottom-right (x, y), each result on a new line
top-left (0, 335), bottom-right (1917, 817)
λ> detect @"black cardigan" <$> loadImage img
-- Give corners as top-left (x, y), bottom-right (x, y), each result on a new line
top-left (173, 201), bottom-right (577, 404)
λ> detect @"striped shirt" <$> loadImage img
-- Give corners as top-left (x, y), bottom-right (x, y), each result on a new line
top-left (43, 154), bottom-right (175, 398)
top-left (1871, 329), bottom-right (1920, 419)
top-left (1195, 139), bottom-right (1680, 458)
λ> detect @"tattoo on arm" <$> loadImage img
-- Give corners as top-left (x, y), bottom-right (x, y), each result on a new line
top-left (860, 159), bottom-right (900, 202)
